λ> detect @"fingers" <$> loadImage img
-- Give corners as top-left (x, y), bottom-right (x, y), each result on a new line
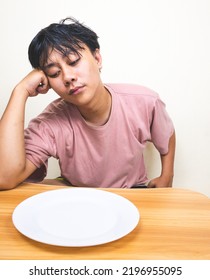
top-left (147, 176), bottom-right (173, 188)
top-left (34, 70), bottom-right (50, 94)
top-left (147, 181), bottom-right (156, 188)
top-left (21, 69), bottom-right (50, 97)
top-left (36, 81), bottom-right (50, 95)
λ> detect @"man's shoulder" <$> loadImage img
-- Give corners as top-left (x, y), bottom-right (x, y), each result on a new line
top-left (33, 98), bottom-right (72, 126)
top-left (44, 98), bottom-right (69, 113)
top-left (105, 83), bottom-right (159, 99)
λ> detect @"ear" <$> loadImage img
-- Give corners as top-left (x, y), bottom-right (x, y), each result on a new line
top-left (93, 48), bottom-right (102, 69)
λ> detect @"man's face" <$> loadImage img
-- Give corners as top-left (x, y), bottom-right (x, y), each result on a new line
top-left (43, 45), bottom-right (102, 106)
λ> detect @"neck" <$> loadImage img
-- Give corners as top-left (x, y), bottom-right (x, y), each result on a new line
top-left (78, 85), bottom-right (111, 126)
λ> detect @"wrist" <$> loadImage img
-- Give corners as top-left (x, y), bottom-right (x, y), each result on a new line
top-left (12, 84), bottom-right (30, 100)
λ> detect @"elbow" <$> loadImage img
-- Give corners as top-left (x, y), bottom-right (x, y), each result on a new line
top-left (0, 165), bottom-right (28, 190)
top-left (0, 176), bottom-right (20, 191)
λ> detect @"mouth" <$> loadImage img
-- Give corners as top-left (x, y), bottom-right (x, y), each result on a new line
top-left (69, 86), bottom-right (84, 95)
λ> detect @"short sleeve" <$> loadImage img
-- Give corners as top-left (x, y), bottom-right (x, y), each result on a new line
top-left (150, 98), bottom-right (174, 154)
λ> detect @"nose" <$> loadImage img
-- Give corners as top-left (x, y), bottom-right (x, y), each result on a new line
top-left (63, 66), bottom-right (77, 86)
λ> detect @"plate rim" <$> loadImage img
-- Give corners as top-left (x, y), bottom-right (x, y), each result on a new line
top-left (12, 188), bottom-right (140, 247)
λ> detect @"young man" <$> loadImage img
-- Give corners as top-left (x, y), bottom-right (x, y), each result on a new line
top-left (0, 18), bottom-right (175, 190)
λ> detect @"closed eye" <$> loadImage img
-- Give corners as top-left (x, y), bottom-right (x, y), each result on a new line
top-left (47, 70), bottom-right (61, 78)
top-left (69, 58), bottom-right (80, 66)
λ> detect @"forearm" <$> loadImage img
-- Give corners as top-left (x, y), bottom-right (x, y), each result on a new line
top-left (0, 87), bottom-right (29, 186)
top-left (160, 131), bottom-right (176, 186)
top-left (148, 131), bottom-right (176, 188)
top-left (0, 70), bottom-right (50, 189)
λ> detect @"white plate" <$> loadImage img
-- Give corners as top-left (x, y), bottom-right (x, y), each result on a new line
top-left (12, 188), bottom-right (140, 247)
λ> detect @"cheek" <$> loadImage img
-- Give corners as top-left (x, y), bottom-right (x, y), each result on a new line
top-left (49, 80), bottom-right (64, 94)
top-left (85, 63), bottom-right (100, 81)
top-left (82, 59), bottom-right (97, 74)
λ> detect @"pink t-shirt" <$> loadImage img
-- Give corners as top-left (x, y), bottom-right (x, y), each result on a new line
top-left (25, 84), bottom-right (174, 188)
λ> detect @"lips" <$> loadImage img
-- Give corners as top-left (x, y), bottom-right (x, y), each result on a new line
top-left (69, 86), bottom-right (84, 95)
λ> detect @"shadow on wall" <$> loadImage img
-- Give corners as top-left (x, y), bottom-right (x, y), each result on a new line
top-left (143, 142), bottom-right (161, 182)
top-left (46, 158), bottom-right (60, 179)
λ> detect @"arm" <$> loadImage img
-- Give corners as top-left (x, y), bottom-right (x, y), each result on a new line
top-left (147, 131), bottom-right (176, 188)
top-left (0, 70), bottom-right (50, 190)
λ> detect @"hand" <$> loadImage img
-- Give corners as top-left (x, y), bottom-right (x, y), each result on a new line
top-left (15, 69), bottom-right (50, 97)
top-left (147, 175), bottom-right (173, 188)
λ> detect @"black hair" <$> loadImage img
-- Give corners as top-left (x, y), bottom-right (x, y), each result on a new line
top-left (28, 17), bottom-right (100, 69)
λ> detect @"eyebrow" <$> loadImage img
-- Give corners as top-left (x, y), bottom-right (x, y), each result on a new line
top-left (43, 54), bottom-right (75, 70)
top-left (43, 62), bottom-right (58, 70)
top-left (43, 51), bottom-right (81, 70)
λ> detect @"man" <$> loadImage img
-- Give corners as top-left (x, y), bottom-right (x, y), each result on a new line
top-left (0, 17), bottom-right (175, 190)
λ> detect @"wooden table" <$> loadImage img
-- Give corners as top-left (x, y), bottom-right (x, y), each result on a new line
top-left (0, 183), bottom-right (210, 260)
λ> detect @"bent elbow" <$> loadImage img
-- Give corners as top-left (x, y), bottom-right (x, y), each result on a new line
top-left (0, 177), bottom-right (20, 191)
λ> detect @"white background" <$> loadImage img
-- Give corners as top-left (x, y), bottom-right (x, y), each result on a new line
top-left (1, 0), bottom-right (210, 196)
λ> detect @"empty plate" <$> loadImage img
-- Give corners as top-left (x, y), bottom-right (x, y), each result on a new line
top-left (12, 188), bottom-right (140, 247)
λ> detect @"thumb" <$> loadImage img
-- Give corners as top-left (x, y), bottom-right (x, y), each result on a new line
top-left (36, 82), bottom-right (50, 94)
top-left (147, 180), bottom-right (156, 188)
